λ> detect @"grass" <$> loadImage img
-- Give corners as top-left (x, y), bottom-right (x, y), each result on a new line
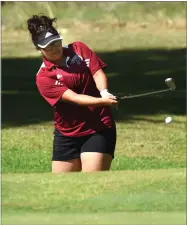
top-left (2, 169), bottom-right (186, 224)
top-left (2, 2), bottom-right (186, 30)
top-left (2, 2), bottom-right (186, 224)
top-left (2, 23), bottom-right (186, 58)
top-left (2, 116), bottom-right (186, 173)
top-left (3, 212), bottom-right (186, 225)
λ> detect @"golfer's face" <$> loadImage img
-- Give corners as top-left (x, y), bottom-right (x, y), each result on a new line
top-left (40, 40), bottom-right (63, 61)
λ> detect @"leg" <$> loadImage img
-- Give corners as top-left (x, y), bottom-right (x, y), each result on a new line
top-left (52, 159), bottom-right (81, 173)
top-left (52, 128), bottom-right (82, 173)
top-left (80, 126), bottom-right (116, 172)
top-left (81, 152), bottom-right (113, 172)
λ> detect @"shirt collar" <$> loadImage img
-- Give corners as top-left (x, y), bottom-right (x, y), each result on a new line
top-left (42, 57), bottom-right (56, 70)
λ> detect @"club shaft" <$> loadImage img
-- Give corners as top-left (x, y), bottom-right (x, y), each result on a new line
top-left (120, 88), bottom-right (171, 99)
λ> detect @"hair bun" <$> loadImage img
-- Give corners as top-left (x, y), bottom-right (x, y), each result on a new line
top-left (27, 15), bottom-right (56, 35)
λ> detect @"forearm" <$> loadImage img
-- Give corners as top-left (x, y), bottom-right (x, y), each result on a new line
top-left (93, 69), bottom-right (116, 99)
top-left (74, 94), bottom-right (106, 107)
top-left (61, 89), bottom-right (109, 107)
top-left (93, 69), bottom-right (108, 92)
top-left (61, 88), bottom-right (117, 107)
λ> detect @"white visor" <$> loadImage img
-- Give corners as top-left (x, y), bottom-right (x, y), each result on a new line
top-left (37, 37), bottom-right (62, 48)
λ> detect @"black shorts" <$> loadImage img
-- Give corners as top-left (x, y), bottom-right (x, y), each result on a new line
top-left (52, 126), bottom-right (116, 161)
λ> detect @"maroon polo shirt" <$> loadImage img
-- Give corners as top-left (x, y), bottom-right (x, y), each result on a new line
top-left (36, 41), bottom-right (115, 137)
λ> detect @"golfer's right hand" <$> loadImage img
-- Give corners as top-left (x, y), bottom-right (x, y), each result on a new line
top-left (101, 97), bottom-right (118, 106)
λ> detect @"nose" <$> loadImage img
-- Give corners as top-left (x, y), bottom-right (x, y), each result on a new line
top-left (51, 46), bottom-right (60, 53)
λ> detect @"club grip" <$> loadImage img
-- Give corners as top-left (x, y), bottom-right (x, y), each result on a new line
top-left (116, 96), bottom-right (126, 100)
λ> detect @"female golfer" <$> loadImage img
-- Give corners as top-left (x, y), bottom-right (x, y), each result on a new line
top-left (27, 15), bottom-right (118, 173)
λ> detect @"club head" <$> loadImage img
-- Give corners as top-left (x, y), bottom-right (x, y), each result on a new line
top-left (165, 78), bottom-right (176, 90)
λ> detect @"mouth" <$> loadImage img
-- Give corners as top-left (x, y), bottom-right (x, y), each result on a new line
top-left (53, 51), bottom-right (62, 57)
top-left (53, 51), bottom-right (61, 55)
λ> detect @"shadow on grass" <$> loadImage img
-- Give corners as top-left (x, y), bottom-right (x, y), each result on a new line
top-left (2, 48), bottom-right (186, 128)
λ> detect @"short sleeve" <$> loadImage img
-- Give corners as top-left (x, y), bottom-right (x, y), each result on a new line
top-left (36, 76), bottom-right (68, 107)
top-left (75, 42), bottom-right (107, 76)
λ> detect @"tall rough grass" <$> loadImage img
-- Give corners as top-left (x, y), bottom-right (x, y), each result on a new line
top-left (2, 2), bottom-right (186, 30)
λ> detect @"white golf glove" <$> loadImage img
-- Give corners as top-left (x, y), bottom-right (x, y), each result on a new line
top-left (100, 89), bottom-right (117, 99)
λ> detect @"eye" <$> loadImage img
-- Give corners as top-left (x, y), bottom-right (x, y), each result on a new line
top-left (45, 46), bottom-right (51, 51)
top-left (54, 40), bottom-right (62, 46)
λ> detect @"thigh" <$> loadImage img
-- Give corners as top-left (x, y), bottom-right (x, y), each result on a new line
top-left (81, 152), bottom-right (113, 172)
top-left (80, 126), bottom-right (116, 172)
top-left (52, 128), bottom-right (82, 172)
top-left (52, 159), bottom-right (81, 173)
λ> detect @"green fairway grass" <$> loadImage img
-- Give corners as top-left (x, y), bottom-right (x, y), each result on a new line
top-left (2, 2), bottom-right (186, 224)
top-left (2, 169), bottom-right (186, 224)
top-left (2, 212), bottom-right (186, 225)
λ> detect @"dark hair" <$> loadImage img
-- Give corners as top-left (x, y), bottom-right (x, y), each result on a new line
top-left (27, 15), bottom-right (58, 46)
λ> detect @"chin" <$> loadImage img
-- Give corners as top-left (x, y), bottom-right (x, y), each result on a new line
top-left (54, 55), bottom-right (61, 60)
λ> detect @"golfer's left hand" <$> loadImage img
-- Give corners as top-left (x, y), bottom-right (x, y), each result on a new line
top-left (100, 89), bottom-right (117, 100)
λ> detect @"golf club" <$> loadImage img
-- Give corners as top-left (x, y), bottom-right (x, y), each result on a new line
top-left (116, 78), bottom-right (176, 100)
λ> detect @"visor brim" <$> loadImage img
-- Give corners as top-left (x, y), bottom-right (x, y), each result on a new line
top-left (37, 37), bottom-right (62, 48)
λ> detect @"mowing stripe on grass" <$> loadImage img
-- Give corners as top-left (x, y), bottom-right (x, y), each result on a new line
top-left (2, 212), bottom-right (186, 225)
top-left (2, 169), bottom-right (186, 215)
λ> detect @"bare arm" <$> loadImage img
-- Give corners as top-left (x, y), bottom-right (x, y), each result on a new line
top-left (93, 69), bottom-right (116, 99)
top-left (93, 69), bottom-right (108, 92)
top-left (61, 89), bottom-right (117, 107)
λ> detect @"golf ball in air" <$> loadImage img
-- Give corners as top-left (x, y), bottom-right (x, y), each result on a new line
top-left (165, 116), bottom-right (172, 124)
